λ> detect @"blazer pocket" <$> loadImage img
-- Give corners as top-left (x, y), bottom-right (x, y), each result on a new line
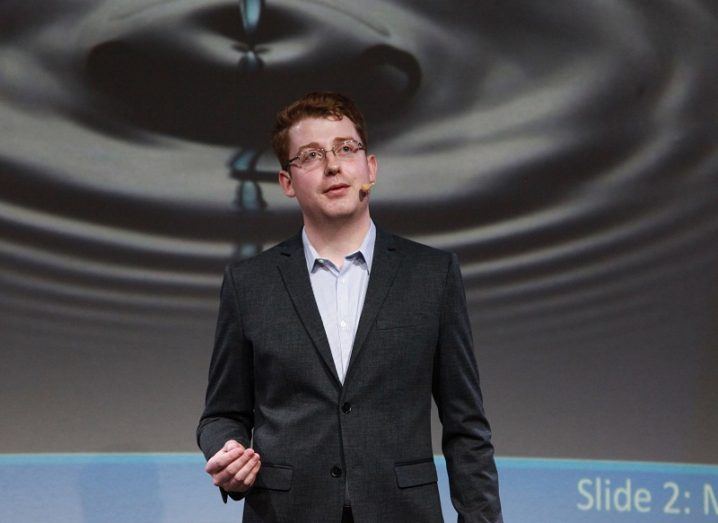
top-left (253, 463), bottom-right (293, 491)
top-left (394, 458), bottom-right (438, 488)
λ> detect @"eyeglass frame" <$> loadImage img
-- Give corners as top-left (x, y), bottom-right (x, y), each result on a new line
top-left (282, 139), bottom-right (367, 171)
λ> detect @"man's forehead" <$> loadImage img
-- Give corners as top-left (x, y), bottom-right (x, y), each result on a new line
top-left (288, 116), bottom-right (359, 146)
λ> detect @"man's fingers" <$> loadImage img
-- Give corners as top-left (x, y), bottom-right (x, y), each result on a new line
top-left (204, 440), bottom-right (262, 493)
top-left (205, 446), bottom-right (243, 474)
top-left (232, 451), bottom-right (260, 483)
top-left (205, 442), bottom-right (245, 474)
top-left (238, 460), bottom-right (261, 490)
top-left (226, 454), bottom-right (261, 492)
top-left (224, 439), bottom-right (242, 452)
top-left (212, 448), bottom-right (256, 486)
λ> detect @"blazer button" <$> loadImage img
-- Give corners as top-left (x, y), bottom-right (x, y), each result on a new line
top-left (341, 402), bottom-right (352, 414)
top-left (330, 466), bottom-right (343, 478)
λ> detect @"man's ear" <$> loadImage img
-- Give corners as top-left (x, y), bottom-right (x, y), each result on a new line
top-left (278, 170), bottom-right (295, 197)
top-left (367, 154), bottom-right (378, 184)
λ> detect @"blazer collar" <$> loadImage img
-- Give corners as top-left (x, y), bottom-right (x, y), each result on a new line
top-left (276, 232), bottom-right (340, 386)
top-left (276, 227), bottom-right (404, 389)
top-left (301, 221), bottom-right (377, 274)
top-left (345, 227), bottom-right (403, 385)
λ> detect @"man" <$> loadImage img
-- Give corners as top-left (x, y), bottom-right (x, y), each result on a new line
top-left (197, 92), bottom-right (502, 522)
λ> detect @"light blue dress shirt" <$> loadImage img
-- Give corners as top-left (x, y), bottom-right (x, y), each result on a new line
top-left (302, 221), bottom-right (376, 384)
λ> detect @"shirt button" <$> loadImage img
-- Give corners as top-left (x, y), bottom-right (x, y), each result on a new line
top-left (340, 320), bottom-right (347, 329)
top-left (341, 402), bottom-right (352, 414)
top-left (330, 465), bottom-right (343, 478)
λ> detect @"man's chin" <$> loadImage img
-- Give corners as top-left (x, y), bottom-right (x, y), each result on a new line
top-left (314, 205), bottom-right (367, 224)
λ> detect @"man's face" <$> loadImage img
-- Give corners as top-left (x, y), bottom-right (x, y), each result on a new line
top-left (278, 116), bottom-right (377, 224)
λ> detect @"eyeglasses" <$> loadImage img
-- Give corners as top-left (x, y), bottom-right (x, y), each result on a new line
top-left (284, 139), bottom-right (366, 171)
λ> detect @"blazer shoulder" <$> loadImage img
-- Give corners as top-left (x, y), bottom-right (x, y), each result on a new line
top-left (378, 229), bottom-right (460, 283)
top-left (384, 230), bottom-right (455, 263)
top-left (224, 234), bottom-right (301, 276)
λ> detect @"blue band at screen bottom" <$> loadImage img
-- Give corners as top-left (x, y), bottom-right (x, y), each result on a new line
top-left (1, 455), bottom-right (716, 522)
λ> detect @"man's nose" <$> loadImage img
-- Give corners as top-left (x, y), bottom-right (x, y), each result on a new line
top-left (324, 152), bottom-right (340, 175)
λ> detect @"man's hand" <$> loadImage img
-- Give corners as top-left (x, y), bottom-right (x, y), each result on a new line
top-left (205, 439), bottom-right (261, 493)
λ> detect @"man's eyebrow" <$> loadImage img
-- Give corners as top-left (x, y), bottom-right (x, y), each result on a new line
top-left (295, 142), bottom-right (322, 153)
top-left (295, 137), bottom-right (358, 152)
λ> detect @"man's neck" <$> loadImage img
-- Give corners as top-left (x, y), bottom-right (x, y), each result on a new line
top-left (303, 214), bottom-right (372, 268)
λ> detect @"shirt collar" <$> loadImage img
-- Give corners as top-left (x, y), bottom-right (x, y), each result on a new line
top-left (302, 220), bottom-right (376, 274)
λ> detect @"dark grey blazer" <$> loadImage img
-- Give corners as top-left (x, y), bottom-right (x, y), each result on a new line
top-left (197, 228), bottom-right (502, 523)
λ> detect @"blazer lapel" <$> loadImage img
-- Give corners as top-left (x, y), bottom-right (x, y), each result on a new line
top-left (276, 234), bottom-right (341, 388)
top-left (345, 228), bottom-right (403, 383)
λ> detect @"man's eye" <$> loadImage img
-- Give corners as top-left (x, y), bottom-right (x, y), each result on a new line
top-left (340, 145), bottom-right (352, 153)
top-left (304, 151), bottom-right (320, 161)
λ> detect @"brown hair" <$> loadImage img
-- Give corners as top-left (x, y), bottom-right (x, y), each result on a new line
top-left (271, 92), bottom-right (368, 168)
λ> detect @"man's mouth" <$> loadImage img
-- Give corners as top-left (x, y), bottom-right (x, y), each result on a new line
top-left (323, 183), bottom-right (350, 194)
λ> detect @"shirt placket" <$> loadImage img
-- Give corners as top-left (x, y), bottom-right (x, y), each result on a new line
top-left (336, 261), bottom-right (353, 382)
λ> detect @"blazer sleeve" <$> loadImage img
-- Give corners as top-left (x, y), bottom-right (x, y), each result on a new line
top-left (432, 253), bottom-right (503, 523)
top-left (196, 265), bottom-right (255, 502)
